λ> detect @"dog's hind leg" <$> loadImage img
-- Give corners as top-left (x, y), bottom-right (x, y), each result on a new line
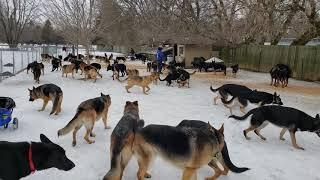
top-left (280, 128), bottom-right (287, 141)
top-left (145, 86), bottom-right (151, 92)
top-left (254, 122), bottom-right (269, 141)
top-left (72, 125), bottom-right (83, 147)
top-left (182, 168), bottom-right (197, 180)
top-left (84, 118), bottom-right (95, 144)
top-left (289, 130), bottom-right (304, 150)
top-left (125, 85), bottom-right (133, 93)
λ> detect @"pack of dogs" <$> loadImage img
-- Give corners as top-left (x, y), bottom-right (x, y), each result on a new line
top-left (5, 55), bottom-right (317, 179)
top-left (191, 57), bottom-right (239, 76)
top-left (270, 63), bottom-right (291, 87)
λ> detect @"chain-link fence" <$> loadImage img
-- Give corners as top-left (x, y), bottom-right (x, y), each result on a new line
top-left (0, 45), bottom-right (42, 82)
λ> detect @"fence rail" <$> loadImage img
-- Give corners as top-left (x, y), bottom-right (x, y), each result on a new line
top-left (220, 45), bottom-right (320, 81)
top-left (0, 47), bottom-right (42, 82)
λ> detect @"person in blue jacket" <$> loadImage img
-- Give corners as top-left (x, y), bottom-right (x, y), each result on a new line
top-left (156, 47), bottom-right (164, 73)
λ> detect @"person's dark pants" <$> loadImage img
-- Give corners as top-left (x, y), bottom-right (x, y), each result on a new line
top-left (157, 61), bottom-right (162, 73)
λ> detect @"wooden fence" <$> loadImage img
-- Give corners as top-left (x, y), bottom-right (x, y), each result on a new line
top-left (220, 45), bottom-right (320, 81)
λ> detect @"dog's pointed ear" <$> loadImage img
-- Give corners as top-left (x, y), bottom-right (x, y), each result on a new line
top-left (133, 101), bottom-right (138, 106)
top-left (218, 123), bottom-right (224, 134)
top-left (101, 93), bottom-right (105, 96)
top-left (274, 92), bottom-right (277, 96)
top-left (28, 88), bottom-right (32, 92)
top-left (207, 121), bottom-right (214, 131)
top-left (316, 114), bottom-right (319, 119)
top-left (126, 101), bottom-right (131, 105)
top-left (40, 134), bottom-right (53, 144)
top-left (32, 86), bottom-right (35, 90)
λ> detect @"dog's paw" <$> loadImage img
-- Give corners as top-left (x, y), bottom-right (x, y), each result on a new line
top-left (144, 173), bottom-right (152, 178)
top-left (72, 141), bottom-right (77, 147)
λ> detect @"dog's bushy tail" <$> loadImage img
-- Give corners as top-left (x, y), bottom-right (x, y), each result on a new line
top-left (222, 141), bottom-right (250, 173)
top-left (50, 93), bottom-right (63, 115)
top-left (229, 108), bottom-right (257, 120)
top-left (210, 85), bottom-right (219, 92)
top-left (58, 108), bottom-right (83, 136)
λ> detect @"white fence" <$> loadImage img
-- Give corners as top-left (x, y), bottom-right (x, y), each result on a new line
top-left (0, 47), bottom-right (42, 82)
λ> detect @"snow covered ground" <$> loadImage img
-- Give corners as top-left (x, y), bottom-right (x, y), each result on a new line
top-left (0, 61), bottom-right (319, 180)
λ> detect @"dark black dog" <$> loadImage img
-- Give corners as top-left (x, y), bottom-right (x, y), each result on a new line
top-left (64, 53), bottom-right (76, 61)
top-left (116, 56), bottom-right (126, 62)
top-left (211, 61), bottom-right (227, 75)
top-left (270, 64), bottom-right (291, 88)
top-left (159, 66), bottom-right (180, 86)
top-left (32, 65), bottom-right (41, 83)
top-left (27, 61), bottom-right (44, 75)
top-left (70, 59), bottom-right (84, 73)
top-left (192, 57), bottom-right (206, 72)
top-left (231, 64), bottom-right (239, 77)
top-left (221, 91), bottom-right (283, 114)
top-left (51, 57), bottom-right (62, 72)
top-left (147, 61), bottom-right (152, 72)
top-left (177, 120), bottom-right (250, 173)
top-left (90, 63), bottom-right (101, 72)
top-left (0, 134), bottom-right (75, 180)
top-left (229, 106), bottom-right (320, 150)
top-left (107, 63), bottom-right (127, 80)
top-left (210, 84), bottom-right (253, 105)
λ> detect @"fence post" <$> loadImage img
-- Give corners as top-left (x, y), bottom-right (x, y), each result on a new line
top-left (0, 50), bottom-right (2, 82)
top-left (21, 51), bottom-right (24, 71)
top-left (28, 51), bottom-right (30, 64)
top-left (13, 51), bottom-right (15, 74)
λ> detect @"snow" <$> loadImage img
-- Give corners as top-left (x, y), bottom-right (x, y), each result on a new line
top-left (0, 61), bottom-right (319, 180)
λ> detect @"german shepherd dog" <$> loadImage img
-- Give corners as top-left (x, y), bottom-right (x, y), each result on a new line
top-left (133, 122), bottom-right (225, 180)
top-left (70, 59), bottom-right (84, 73)
top-left (229, 105), bottom-right (320, 150)
top-left (27, 61), bottom-right (44, 75)
top-left (159, 66), bottom-right (180, 86)
top-left (107, 63), bottom-right (127, 80)
top-left (58, 93), bottom-right (111, 146)
top-left (126, 69), bottom-right (139, 77)
top-left (103, 101), bottom-right (148, 180)
top-left (79, 61), bottom-right (88, 75)
top-left (90, 63), bottom-right (102, 72)
top-left (0, 134), bottom-right (75, 180)
top-left (177, 120), bottom-right (250, 179)
top-left (211, 61), bottom-right (227, 75)
top-left (32, 64), bottom-right (41, 83)
top-left (83, 65), bottom-right (103, 82)
top-left (124, 72), bottom-right (159, 95)
top-left (210, 84), bottom-right (253, 105)
top-left (52, 57), bottom-right (62, 72)
top-left (221, 91), bottom-right (283, 115)
top-left (231, 64), bottom-right (239, 77)
top-left (28, 84), bottom-right (63, 115)
top-left (176, 68), bottom-right (196, 88)
top-left (270, 64), bottom-right (291, 88)
top-left (62, 63), bottom-right (76, 78)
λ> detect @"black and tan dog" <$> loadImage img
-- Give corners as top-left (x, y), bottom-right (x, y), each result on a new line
top-left (0, 134), bottom-right (75, 180)
top-left (220, 91), bottom-right (283, 115)
top-left (28, 84), bottom-right (63, 115)
top-left (103, 101), bottom-right (148, 180)
top-left (210, 84), bottom-right (252, 105)
top-left (58, 93), bottom-right (111, 146)
top-left (27, 61), bottom-right (44, 75)
top-left (229, 105), bottom-right (320, 150)
top-left (177, 120), bottom-right (250, 179)
top-left (133, 122), bottom-right (226, 180)
top-left (176, 68), bottom-right (196, 88)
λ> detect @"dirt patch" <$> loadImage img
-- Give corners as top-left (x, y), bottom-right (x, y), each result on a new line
top-left (194, 73), bottom-right (320, 96)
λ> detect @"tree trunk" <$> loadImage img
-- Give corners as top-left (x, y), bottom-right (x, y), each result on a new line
top-left (291, 30), bottom-right (316, 45)
top-left (85, 43), bottom-right (90, 64)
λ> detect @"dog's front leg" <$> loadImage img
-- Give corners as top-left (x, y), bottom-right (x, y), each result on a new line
top-left (289, 131), bottom-right (304, 150)
top-left (182, 168), bottom-right (197, 180)
top-left (39, 99), bottom-right (49, 111)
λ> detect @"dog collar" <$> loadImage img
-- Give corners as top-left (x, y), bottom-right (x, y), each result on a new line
top-left (28, 142), bottom-right (36, 174)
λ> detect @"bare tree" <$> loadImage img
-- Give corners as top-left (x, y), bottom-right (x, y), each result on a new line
top-left (44, 0), bottom-right (100, 59)
top-left (0, 0), bottom-right (39, 48)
